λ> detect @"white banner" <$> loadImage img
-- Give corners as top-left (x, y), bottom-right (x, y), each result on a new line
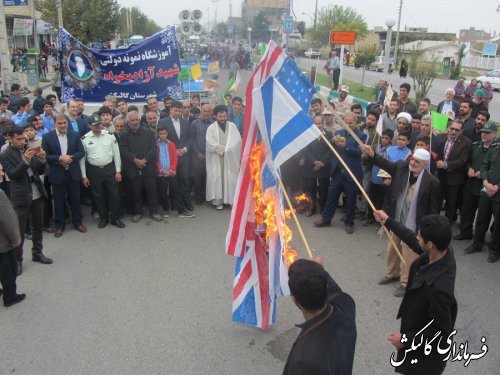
top-left (36, 19), bottom-right (52, 34)
top-left (13, 18), bottom-right (33, 36)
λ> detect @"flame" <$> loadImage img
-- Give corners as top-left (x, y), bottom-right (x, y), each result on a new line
top-left (249, 142), bottom-right (299, 267)
top-left (295, 193), bottom-right (312, 205)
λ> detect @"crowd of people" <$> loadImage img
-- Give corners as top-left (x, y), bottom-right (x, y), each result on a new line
top-left (0, 89), bottom-right (248, 308)
top-left (0, 69), bottom-right (497, 372)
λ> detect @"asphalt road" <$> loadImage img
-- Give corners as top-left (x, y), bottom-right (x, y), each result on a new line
top-left (298, 57), bottom-right (499, 122)
top-left (2, 62), bottom-right (498, 375)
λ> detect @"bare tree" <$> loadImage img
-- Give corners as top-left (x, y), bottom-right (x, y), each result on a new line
top-left (408, 44), bottom-right (440, 103)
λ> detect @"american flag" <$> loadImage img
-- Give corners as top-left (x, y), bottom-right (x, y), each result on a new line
top-left (226, 42), bottom-right (316, 329)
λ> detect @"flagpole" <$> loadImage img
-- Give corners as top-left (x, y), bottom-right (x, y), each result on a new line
top-left (277, 177), bottom-right (314, 259)
top-left (319, 133), bottom-right (405, 264)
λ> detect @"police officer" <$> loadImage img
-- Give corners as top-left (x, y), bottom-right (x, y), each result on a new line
top-left (464, 122), bottom-right (500, 263)
top-left (454, 122), bottom-right (497, 241)
top-left (80, 113), bottom-right (125, 229)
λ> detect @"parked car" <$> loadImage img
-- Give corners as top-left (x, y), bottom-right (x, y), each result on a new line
top-left (476, 69), bottom-right (500, 91)
top-left (368, 56), bottom-right (385, 72)
top-left (304, 48), bottom-right (321, 58)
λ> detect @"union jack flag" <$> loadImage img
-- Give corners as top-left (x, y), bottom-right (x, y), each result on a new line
top-left (226, 42), bottom-right (315, 329)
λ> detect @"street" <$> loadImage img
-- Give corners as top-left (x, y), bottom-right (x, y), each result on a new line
top-left (298, 57), bottom-right (500, 122)
top-left (1, 60), bottom-right (498, 375)
top-left (0, 204), bottom-right (498, 374)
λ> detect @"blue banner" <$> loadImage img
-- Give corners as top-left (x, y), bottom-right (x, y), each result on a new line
top-left (3, 0), bottom-right (29, 5)
top-left (59, 27), bottom-right (184, 103)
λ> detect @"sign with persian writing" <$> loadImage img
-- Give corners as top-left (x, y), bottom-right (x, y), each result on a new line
top-left (59, 26), bottom-right (184, 103)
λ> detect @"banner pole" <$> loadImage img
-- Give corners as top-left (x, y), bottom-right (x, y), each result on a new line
top-left (277, 176), bottom-right (314, 259)
top-left (319, 133), bottom-right (405, 264)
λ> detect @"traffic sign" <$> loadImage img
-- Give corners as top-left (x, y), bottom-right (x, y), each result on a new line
top-left (284, 18), bottom-right (294, 34)
top-left (329, 31), bottom-right (356, 45)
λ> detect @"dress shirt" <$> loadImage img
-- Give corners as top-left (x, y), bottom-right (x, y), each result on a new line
top-left (57, 130), bottom-right (68, 156)
top-left (41, 113), bottom-right (55, 131)
top-left (11, 112), bottom-right (29, 126)
top-left (444, 138), bottom-right (456, 161)
top-left (440, 101), bottom-right (453, 114)
top-left (80, 130), bottom-right (121, 178)
top-left (172, 117), bottom-right (181, 139)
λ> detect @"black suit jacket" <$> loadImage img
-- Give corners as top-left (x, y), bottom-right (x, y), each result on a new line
top-left (158, 116), bottom-right (191, 150)
top-left (66, 116), bottom-right (90, 138)
top-left (436, 100), bottom-right (460, 116)
top-left (437, 134), bottom-right (471, 186)
top-left (0, 145), bottom-right (46, 207)
top-left (41, 130), bottom-right (85, 184)
top-left (367, 154), bottom-right (442, 225)
top-left (302, 131), bottom-right (333, 179)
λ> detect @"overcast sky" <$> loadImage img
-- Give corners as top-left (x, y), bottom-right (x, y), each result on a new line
top-left (118, 0), bottom-right (499, 37)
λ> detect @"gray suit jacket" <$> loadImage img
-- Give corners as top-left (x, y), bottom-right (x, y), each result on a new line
top-left (0, 189), bottom-right (21, 253)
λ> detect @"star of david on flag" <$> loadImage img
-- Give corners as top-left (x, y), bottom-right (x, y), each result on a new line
top-left (252, 77), bottom-right (321, 169)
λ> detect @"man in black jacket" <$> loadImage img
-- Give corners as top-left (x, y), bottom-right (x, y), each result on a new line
top-left (0, 126), bottom-right (52, 275)
top-left (119, 111), bottom-right (161, 223)
top-left (300, 115), bottom-right (332, 216)
top-left (283, 258), bottom-right (356, 375)
top-left (373, 211), bottom-right (457, 375)
top-left (361, 145), bottom-right (442, 297)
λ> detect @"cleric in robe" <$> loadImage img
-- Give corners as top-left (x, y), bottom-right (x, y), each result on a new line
top-left (68, 51), bottom-right (93, 80)
top-left (205, 105), bottom-right (242, 210)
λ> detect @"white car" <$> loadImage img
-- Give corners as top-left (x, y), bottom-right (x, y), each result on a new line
top-left (476, 69), bottom-right (500, 91)
top-left (368, 56), bottom-right (385, 72)
top-left (304, 49), bottom-right (321, 58)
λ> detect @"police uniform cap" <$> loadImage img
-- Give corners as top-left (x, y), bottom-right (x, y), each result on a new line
top-left (88, 113), bottom-right (102, 126)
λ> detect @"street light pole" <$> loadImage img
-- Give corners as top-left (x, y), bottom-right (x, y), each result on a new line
top-left (55, 0), bottom-right (64, 29)
top-left (247, 27), bottom-right (252, 45)
top-left (313, 0), bottom-right (318, 30)
top-left (383, 16), bottom-right (396, 80)
top-left (393, 0), bottom-right (403, 68)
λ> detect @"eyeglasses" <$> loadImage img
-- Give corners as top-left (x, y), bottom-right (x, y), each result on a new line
top-left (183, 106), bottom-right (190, 109)
top-left (449, 127), bottom-right (461, 132)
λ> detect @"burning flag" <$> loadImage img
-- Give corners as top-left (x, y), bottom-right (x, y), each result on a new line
top-left (227, 41), bottom-right (318, 330)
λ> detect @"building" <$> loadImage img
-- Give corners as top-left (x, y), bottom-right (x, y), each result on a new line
top-left (241, 0), bottom-right (289, 23)
top-left (459, 27), bottom-right (491, 42)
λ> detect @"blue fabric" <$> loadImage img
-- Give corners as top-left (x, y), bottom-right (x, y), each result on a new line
top-left (387, 146), bottom-right (411, 162)
top-left (370, 144), bottom-right (390, 184)
top-left (41, 113), bottom-right (55, 131)
top-left (59, 26), bottom-right (183, 103)
top-left (158, 142), bottom-right (170, 174)
top-left (11, 112), bottom-right (29, 126)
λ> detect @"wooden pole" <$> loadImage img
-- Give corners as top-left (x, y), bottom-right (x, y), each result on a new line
top-left (277, 176), bottom-right (314, 259)
top-left (319, 133), bottom-right (405, 264)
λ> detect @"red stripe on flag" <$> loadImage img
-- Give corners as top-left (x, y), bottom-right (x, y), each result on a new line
top-left (255, 235), bottom-right (271, 330)
top-left (232, 260), bottom-right (253, 300)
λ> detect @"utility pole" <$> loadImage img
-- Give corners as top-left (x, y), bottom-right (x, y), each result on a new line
top-left (32, 0), bottom-right (38, 51)
top-left (0, 3), bottom-right (11, 93)
top-left (55, 0), bottom-right (64, 29)
top-left (314, 0), bottom-right (318, 30)
top-left (393, 0), bottom-right (403, 68)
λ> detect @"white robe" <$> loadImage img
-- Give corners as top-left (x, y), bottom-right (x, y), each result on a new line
top-left (206, 121), bottom-right (242, 204)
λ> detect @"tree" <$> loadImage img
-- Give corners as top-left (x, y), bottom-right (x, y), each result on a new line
top-left (354, 43), bottom-right (378, 88)
top-left (450, 44), bottom-right (466, 80)
top-left (37, 0), bottom-right (121, 44)
top-left (408, 45), bottom-right (440, 103)
top-left (119, 7), bottom-right (161, 39)
top-left (307, 5), bottom-right (368, 48)
top-left (251, 11), bottom-right (271, 43)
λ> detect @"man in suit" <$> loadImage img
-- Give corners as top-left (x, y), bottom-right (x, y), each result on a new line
top-left (119, 111), bottom-right (162, 223)
top-left (301, 115), bottom-right (333, 216)
top-left (65, 99), bottom-right (89, 138)
top-left (437, 88), bottom-right (460, 117)
top-left (314, 112), bottom-right (367, 234)
top-left (361, 146), bottom-right (442, 297)
top-left (436, 119), bottom-right (472, 223)
top-left (159, 100), bottom-right (193, 214)
top-left (0, 126), bottom-right (52, 275)
top-left (41, 113), bottom-right (87, 238)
